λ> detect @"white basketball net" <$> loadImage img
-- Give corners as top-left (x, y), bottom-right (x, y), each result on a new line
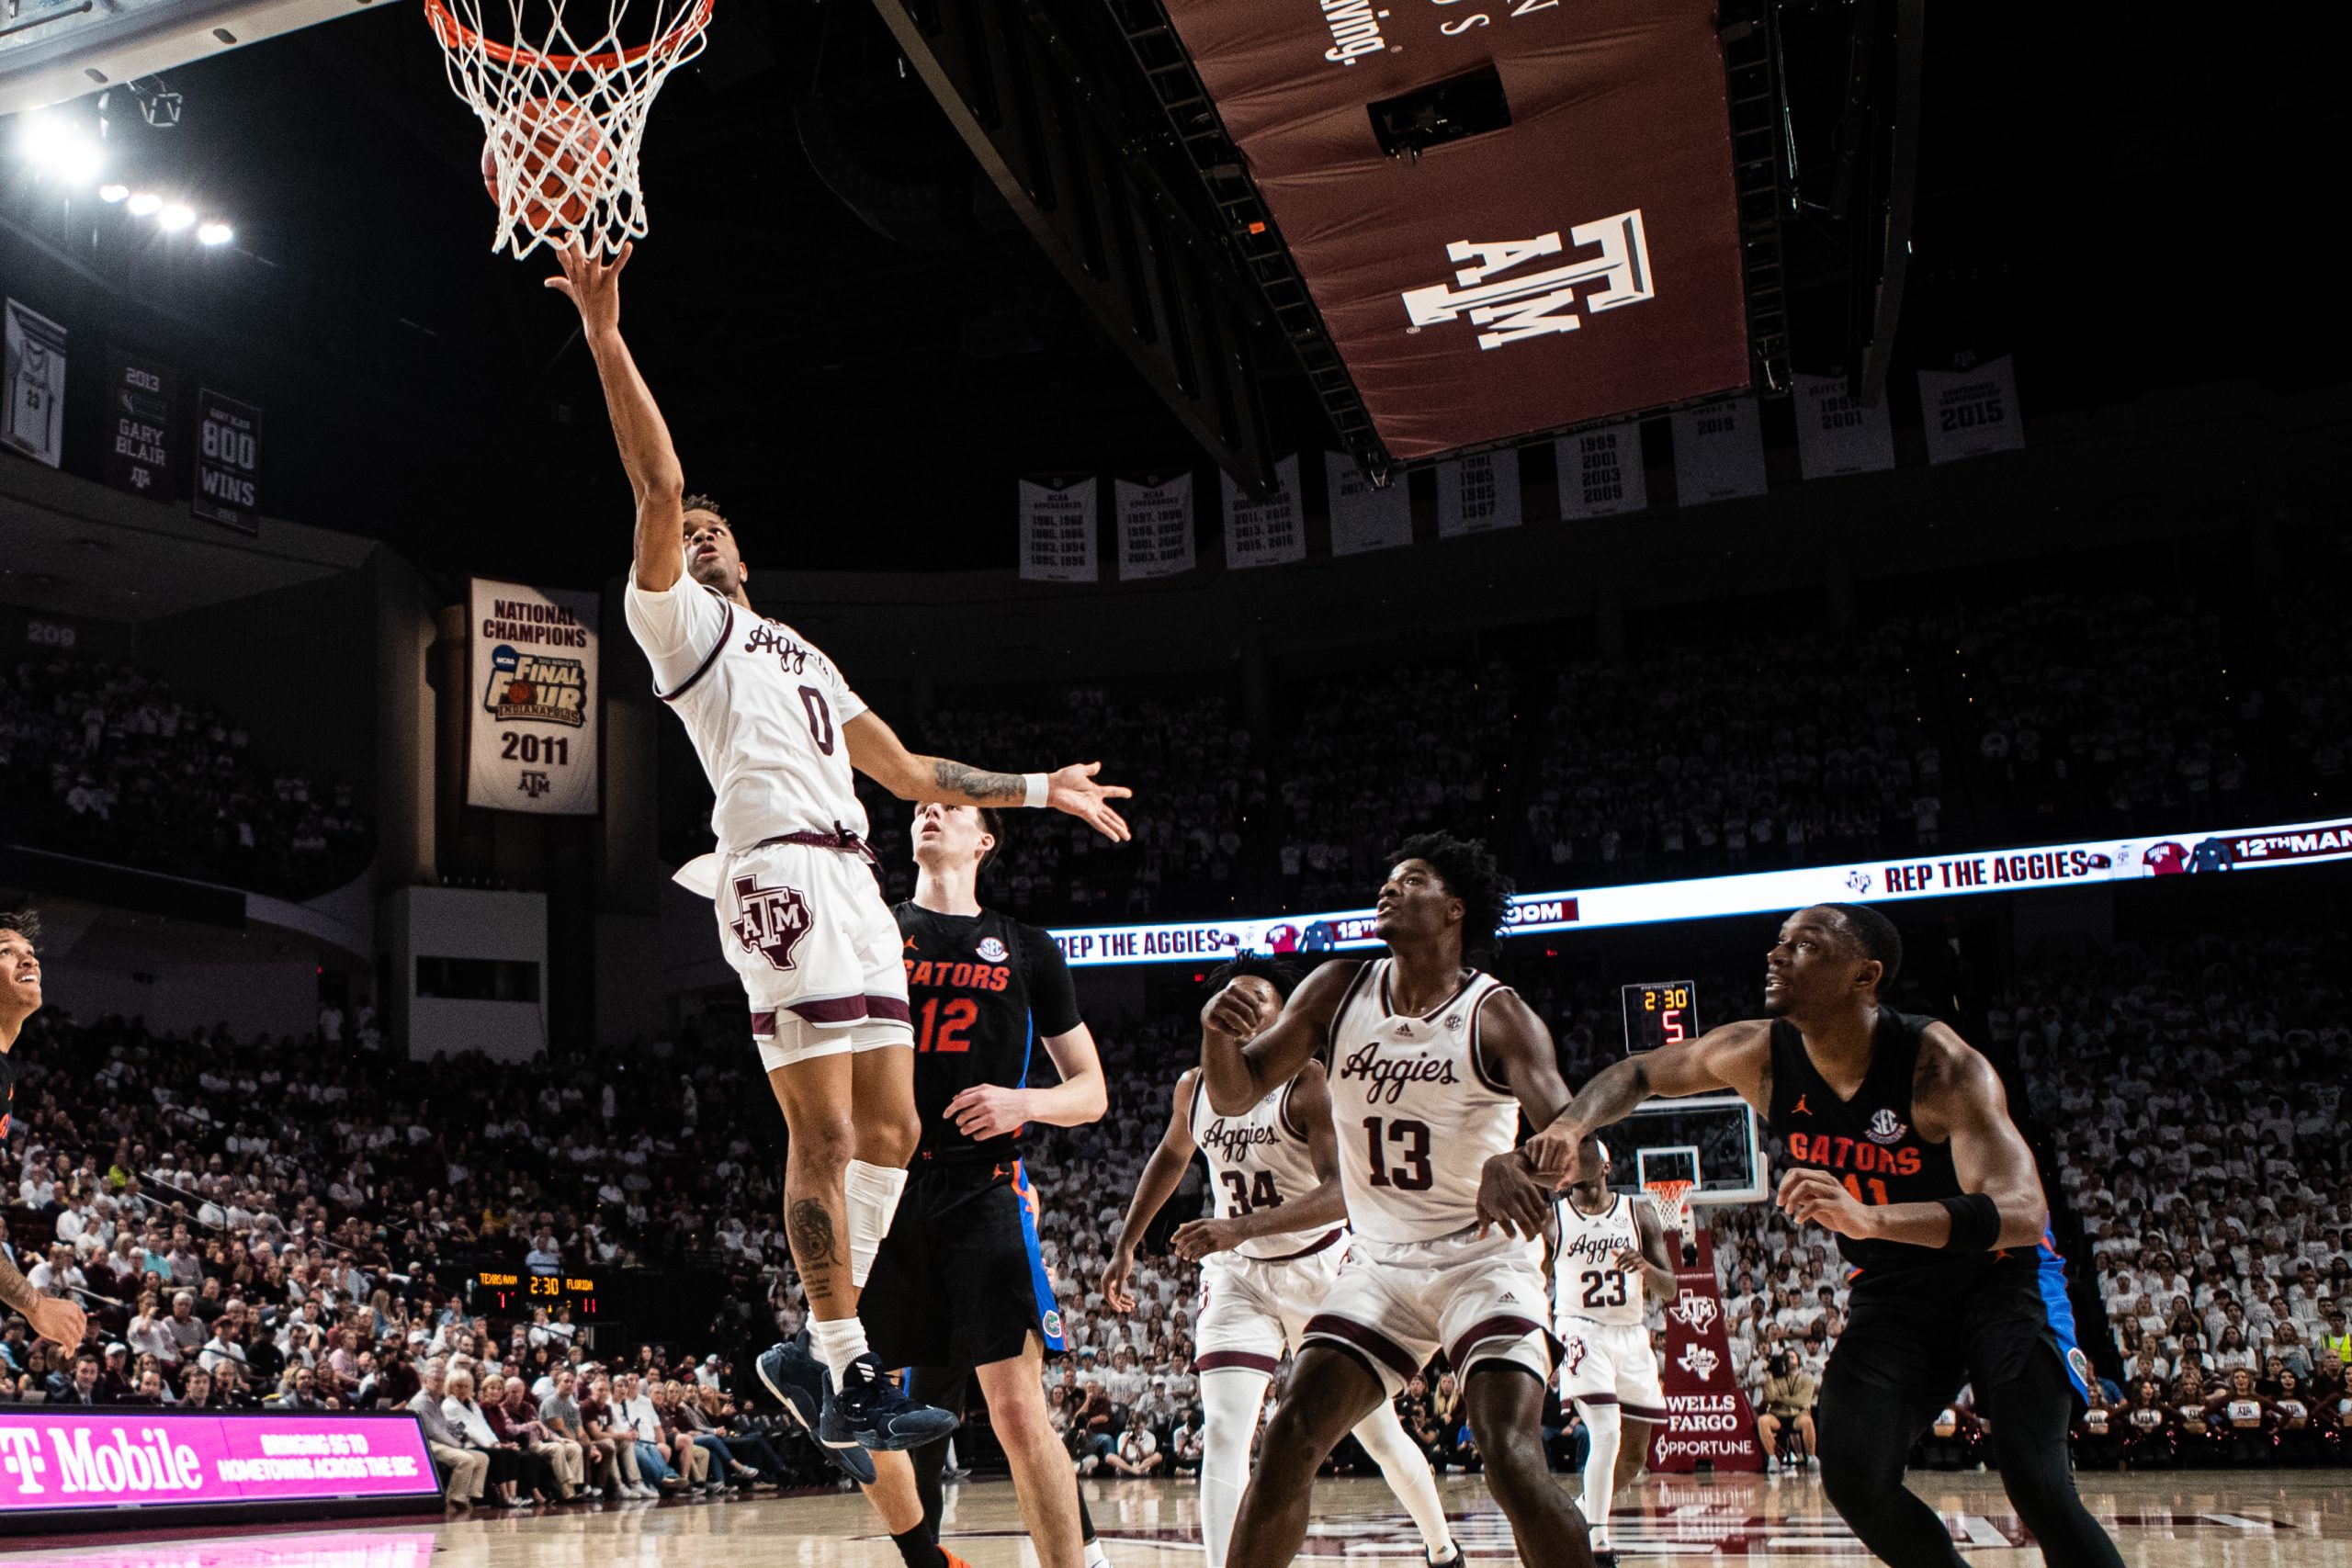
top-left (426, 0), bottom-right (711, 260)
top-left (1646, 1180), bottom-right (1697, 1250)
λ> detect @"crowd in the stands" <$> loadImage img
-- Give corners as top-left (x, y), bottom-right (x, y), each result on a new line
top-left (0, 652), bottom-right (370, 898)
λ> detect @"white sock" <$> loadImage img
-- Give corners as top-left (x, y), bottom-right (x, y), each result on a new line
top-left (844, 1159), bottom-right (910, 1289)
top-left (1085, 1540), bottom-right (1114, 1568)
top-left (806, 1314), bottom-right (870, 1382)
top-left (1199, 1368), bottom-right (1272, 1568)
top-left (1350, 1396), bottom-right (1454, 1558)
top-left (1579, 1402), bottom-right (1622, 1551)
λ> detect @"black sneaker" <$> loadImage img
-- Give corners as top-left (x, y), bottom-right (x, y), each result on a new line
top-left (756, 1335), bottom-right (876, 1485)
top-left (819, 1354), bottom-right (960, 1451)
top-left (1592, 1551), bottom-right (1619, 1568)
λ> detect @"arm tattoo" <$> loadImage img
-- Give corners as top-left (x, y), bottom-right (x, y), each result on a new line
top-left (930, 759), bottom-right (1027, 804)
top-left (0, 1251), bottom-right (40, 1314)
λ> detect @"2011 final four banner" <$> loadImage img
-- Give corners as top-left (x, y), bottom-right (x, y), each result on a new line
top-left (466, 577), bottom-right (601, 816)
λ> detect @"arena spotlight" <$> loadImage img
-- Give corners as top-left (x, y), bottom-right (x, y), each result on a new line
top-left (157, 202), bottom-right (196, 231)
top-left (197, 220), bottom-right (232, 245)
top-left (17, 114), bottom-right (102, 182)
top-left (127, 191), bottom-right (163, 215)
top-left (99, 183), bottom-right (130, 203)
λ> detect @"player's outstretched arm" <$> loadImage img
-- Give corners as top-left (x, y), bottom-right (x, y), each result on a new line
top-left (1527, 1018), bottom-right (1771, 1189)
top-left (1172, 1061), bottom-right (1348, 1258)
top-left (1104, 1070), bottom-right (1204, 1314)
top-left (1199, 959), bottom-right (1352, 1117)
top-left (842, 711), bottom-right (1131, 842)
top-left (1777, 1024), bottom-right (2048, 1251)
top-left (544, 241), bottom-right (686, 592)
top-left (0, 1252), bottom-right (85, 1349)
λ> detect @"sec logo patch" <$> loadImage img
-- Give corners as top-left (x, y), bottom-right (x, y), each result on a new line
top-left (977, 936), bottom-right (1010, 963)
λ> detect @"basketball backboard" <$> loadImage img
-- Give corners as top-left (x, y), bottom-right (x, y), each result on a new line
top-left (1609, 1093), bottom-right (1766, 1207)
top-left (0, 0), bottom-right (368, 116)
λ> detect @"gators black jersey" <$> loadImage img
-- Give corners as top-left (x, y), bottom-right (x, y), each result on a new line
top-left (1769, 1007), bottom-right (1970, 1275)
top-left (895, 902), bottom-right (1080, 1165)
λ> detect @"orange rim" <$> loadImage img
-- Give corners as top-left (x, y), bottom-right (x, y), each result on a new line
top-left (425, 0), bottom-right (711, 74)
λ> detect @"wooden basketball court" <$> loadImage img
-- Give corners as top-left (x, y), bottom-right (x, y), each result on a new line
top-left (6, 1471), bottom-right (2344, 1568)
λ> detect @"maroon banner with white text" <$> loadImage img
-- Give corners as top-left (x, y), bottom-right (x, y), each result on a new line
top-left (1650, 1230), bottom-right (1765, 1472)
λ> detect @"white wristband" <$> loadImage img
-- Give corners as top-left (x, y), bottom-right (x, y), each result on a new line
top-left (1023, 773), bottom-right (1050, 809)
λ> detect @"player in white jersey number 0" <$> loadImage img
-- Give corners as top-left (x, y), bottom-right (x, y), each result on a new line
top-left (1197, 835), bottom-right (1598, 1568)
top-left (550, 242), bottom-right (1132, 1466)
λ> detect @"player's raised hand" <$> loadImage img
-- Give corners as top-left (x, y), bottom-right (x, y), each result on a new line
top-left (543, 238), bottom-right (632, 336)
top-left (1046, 761), bottom-right (1132, 842)
top-left (26, 1293), bottom-right (86, 1352)
top-left (1776, 1168), bottom-right (1876, 1239)
top-left (1101, 1251), bottom-right (1139, 1314)
top-left (1199, 979), bottom-right (1269, 1043)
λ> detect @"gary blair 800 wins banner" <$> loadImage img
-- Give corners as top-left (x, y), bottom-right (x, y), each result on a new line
top-left (1155, 0), bottom-right (1747, 460)
top-left (467, 578), bottom-right (601, 816)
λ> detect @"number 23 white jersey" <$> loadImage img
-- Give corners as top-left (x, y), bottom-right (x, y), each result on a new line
top-left (1555, 1191), bottom-right (1648, 1326)
top-left (624, 574), bottom-right (870, 852)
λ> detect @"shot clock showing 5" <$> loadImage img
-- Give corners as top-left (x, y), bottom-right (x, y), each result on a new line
top-left (1620, 978), bottom-right (1699, 1053)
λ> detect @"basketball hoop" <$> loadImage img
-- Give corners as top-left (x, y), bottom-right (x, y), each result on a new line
top-left (425, 0), bottom-right (712, 258)
top-left (1645, 1179), bottom-right (1698, 1266)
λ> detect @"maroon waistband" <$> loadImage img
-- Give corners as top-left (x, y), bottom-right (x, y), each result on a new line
top-left (755, 829), bottom-right (877, 865)
top-left (1249, 1227), bottom-right (1344, 1264)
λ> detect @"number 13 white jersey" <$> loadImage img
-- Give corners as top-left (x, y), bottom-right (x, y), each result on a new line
top-left (625, 574), bottom-right (870, 852)
top-left (1326, 959), bottom-right (1521, 1246)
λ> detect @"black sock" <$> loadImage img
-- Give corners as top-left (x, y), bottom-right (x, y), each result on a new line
top-left (1076, 1487), bottom-right (1098, 1546)
top-left (889, 1525), bottom-right (946, 1568)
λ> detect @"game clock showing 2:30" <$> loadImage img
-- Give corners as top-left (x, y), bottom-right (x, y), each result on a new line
top-left (1621, 979), bottom-right (1699, 1054)
top-left (473, 1268), bottom-right (600, 1317)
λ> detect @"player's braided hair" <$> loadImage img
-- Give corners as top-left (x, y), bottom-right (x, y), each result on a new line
top-left (1817, 901), bottom-right (1903, 995)
top-left (1206, 952), bottom-right (1304, 1001)
top-left (0, 906), bottom-right (38, 943)
top-left (1389, 831), bottom-right (1512, 959)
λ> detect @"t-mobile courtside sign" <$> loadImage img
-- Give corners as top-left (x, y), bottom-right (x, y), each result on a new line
top-left (0, 1412), bottom-right (440, 1514)
top-left (1044, 815), bottom-right (2352, 966)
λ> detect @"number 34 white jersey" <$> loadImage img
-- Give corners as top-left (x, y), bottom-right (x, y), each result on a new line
top-left (625, 574), bottom-right (870, 852)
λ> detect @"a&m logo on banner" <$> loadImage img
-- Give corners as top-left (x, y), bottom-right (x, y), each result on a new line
top-left (1400, 211), bottom-right (1654, 351)
top-left (1670, 1290), bottom-right (1718, 1335)
top-left (481, 645), bottom-right (588, 728)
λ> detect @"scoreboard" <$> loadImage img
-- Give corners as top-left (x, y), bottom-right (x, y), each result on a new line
top-left (1621, 979), bottom-right (1699, 1053)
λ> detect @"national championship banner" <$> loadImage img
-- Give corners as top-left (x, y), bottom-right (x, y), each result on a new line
top-left (1017, 476), bottom-right (1099, 583)
top-left (1222, 453), bottom-right (1305, 570)
top-left (1116, 473), bottom-right (1196, 581)
top-left (1045, 814), bottom-right (2352, 966)
top-left (1152, 0), bottom-right (1747, 461)
top-left (1557, 424), bottom-right (1650, 519)
top-left (1669, 396), bottom-right (1768, 505)
top-left (1648, 1230), bottom-right (1766, 1472)
top-left (191, 387), bottom-right (263, 535)
top-left (104, 344), bottom-right (178, 502)
top-left (1792, 373), bottom-right (1895, 479)
top-left (466, 577), bottom-right (602, 816)
top-left (1435, 449), bottom-right (1521, 537)
top-left (1918, 354), bottom-right (2026, 464)
top-left (0, 1410), bottom-right (440, 1516)
top-left (2, 298), bottom-right (66, 470)
top-left (1325, 450), bottom-right (1412, 555)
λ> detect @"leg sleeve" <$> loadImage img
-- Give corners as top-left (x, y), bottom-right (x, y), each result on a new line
top-left (1815, 1314), bottom-right (1970, 1568)
top-left (1977, 1348), bottom-right (2129, 1568)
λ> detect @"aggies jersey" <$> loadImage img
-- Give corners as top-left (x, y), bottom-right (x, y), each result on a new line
top-left (1189, 1077), bottom-right (1332, 1260)
top-left (1555, 1192), bottom-right (1648, 1326)
top-left (623, 575), bottom-right (869, 852)
top-left (897, 903), bottom-right (1080, 1165)
top-left (1326, 960), bottom-right (1522, 1246)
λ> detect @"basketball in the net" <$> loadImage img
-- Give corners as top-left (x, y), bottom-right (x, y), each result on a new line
top-left (481, 97), bottom-right (612, 234)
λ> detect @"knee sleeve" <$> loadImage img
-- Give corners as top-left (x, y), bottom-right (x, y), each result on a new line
top-left (1200, 1368), bottom-right (1272, 1568)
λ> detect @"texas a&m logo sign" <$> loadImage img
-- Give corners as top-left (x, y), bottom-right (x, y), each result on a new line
top-left (1669, 1289), bottom-right (1718, 1336)
top-left (1399, 210), bottom-right (1655, 352)
top-left (730, 876), bottom-right (813, 972)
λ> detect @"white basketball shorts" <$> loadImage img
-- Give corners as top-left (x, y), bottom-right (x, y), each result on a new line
top-left (1193, 1231), bottom-right (1348, 1376)
top-left (1555, 1316), bottom-right (1668, 1421)
top-left (713, 839), bottom-right (912, 1070)
top-left (1301, 1225), bottom-right (1555, 1397)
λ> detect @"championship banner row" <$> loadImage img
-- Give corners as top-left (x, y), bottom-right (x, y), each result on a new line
top-left (1044, 815), bottom-right (2352, 967)
top-left (1017, 357), bottom-right (2025, 582)
top-left (2, 297), bottom-right (265, 535)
